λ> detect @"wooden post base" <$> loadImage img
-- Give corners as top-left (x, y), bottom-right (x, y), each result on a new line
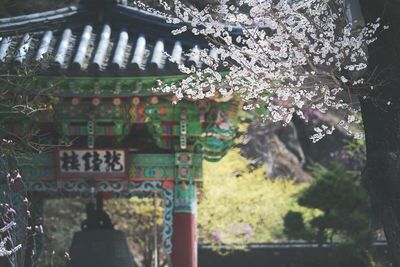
top-left (171, 213), bottom-right (197, 267)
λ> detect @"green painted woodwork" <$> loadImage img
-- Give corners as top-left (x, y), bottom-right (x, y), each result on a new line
top-left (129, 154), bottom-right (176, 179)
top-left (19, 153), bottom-right (56, 181)
top-left (174, 183), bottom-right (197, 214)
top-left (144, 99), bottom-right (239, 159)
top-left (55, 97), bottom-right (132, 146)
top-left (0, 4), bottom-right (242, 259)
top-left (49, 94), bottom-right (238, 156)
top-left (20, 152), bottom-right (202, 183)
top-left (34, 76), bottom-right (187, 97)
top-left (198, 100), bottom-right (239, 162)
top-left (12, 73), bottom-right (238, 229)
top-left (2, 76), bottom-right (239, 267)
top-left (175, 153), bottom-right (197, 183)
top-left (8, 73), bottom-right (239, 158)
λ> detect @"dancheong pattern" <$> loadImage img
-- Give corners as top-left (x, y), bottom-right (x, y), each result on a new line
top-left (0, 0), bottom-right (240, 259)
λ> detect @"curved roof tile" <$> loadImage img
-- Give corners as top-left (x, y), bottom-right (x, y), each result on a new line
top-left (0, 2), bottom-right (220, 77)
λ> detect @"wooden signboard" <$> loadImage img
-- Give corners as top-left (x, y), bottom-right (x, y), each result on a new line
top-left (58, 149), bottom-right (126, 178)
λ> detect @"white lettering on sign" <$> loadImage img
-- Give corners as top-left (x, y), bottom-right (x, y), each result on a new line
top-left (59, 150), bottom-right (125, 173)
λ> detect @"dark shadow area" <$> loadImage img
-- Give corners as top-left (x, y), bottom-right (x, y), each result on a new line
top-left (199, 242), bottom-right (391, 267)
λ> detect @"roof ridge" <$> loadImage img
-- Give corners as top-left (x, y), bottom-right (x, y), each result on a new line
top-left (0, 5), bottom-right (80, 25)
top-left (0, 5), bottom-right (81, 36)
top-left (114, 4), bottom-right (243, 35)
top-left (114, 4), bottom-right (174, 26)
top-left (0, 2), bottom-right (221, 77)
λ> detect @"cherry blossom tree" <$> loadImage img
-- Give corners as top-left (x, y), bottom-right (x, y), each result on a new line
top-left (0, 60), bottom-right (49, 266)
top-left (135, 0), bottom-right (400, 264)
top-left (152, 0), bottom-right (378, 140)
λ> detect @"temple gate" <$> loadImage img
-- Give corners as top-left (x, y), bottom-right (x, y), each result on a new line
top-left (0, 1), bottom-right (239, 266)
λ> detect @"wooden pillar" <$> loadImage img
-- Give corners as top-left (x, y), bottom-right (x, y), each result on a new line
top-left (171, 213), bottom-right (197, 267)
top-left (171, 182), bottom-right (197, 267)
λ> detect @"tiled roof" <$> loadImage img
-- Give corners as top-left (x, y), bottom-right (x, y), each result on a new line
top-left (0, 2), bottom-right (238, 76)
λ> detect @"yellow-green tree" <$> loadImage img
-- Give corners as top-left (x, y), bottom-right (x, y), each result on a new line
top-left (198, 148), bottom-right (307, 250)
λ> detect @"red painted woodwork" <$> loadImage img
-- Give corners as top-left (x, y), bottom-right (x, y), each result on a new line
top-left (171, 213), bottom-right (197, 267)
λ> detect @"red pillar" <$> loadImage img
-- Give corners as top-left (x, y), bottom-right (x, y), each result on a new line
top-left (171, 213), bottom-right (197, 267)
top-left (172, 154), bottom-right (198, 267)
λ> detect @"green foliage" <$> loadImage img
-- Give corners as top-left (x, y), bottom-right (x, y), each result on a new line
top-left (283, 156), bottom-right (376, 266)
top-left (300, 161), bottom-right (371, 243)
top-left (198, 148), bottom-right (307, 250)
top-left (343, 138), bottom-right (366, 160)
top-left (283, 211), bottom-right (308, 240)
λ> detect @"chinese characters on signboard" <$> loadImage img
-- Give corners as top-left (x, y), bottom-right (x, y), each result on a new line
top-left (59, 150), bottom-right (125, 176)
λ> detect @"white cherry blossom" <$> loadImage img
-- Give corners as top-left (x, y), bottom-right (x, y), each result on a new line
top-left (145, 0), bottom-right (382, 140)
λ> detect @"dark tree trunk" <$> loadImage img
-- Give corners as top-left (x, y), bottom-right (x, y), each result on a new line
top-left (359, 0), bottom-right (400, 265)
top-left (360, 96), bottom-right (400, 266)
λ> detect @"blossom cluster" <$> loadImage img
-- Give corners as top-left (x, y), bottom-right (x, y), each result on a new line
top-left (0, 202), bottom-right (21, 257)
top-left (140, 0), bottom-right (383, 141)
